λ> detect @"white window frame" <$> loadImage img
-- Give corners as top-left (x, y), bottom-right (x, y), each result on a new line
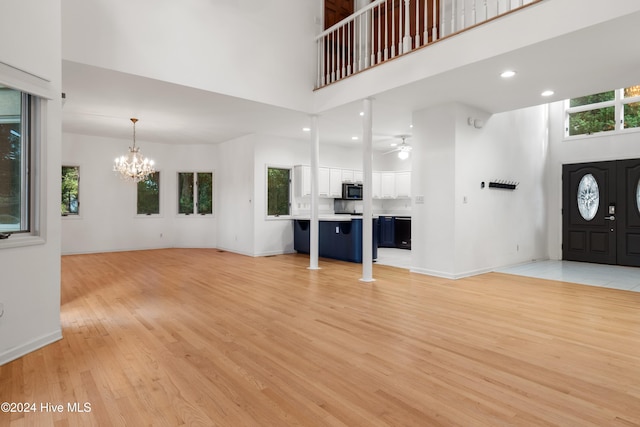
top-left (61, 165), bottom-right (81, 218)
top-left (564, 87), bottom-right (640, 139)
top-left (136, 171), bottom-right (162, 217)
top-left (176, 171), bottom-right (214, 217)
top-left (265, 165), bottom-right (292, 220)
top-left (0, 89), bottom-right (45, 249)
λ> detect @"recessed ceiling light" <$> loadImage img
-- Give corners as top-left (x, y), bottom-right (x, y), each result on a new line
top-left (352, 136), bottom-right (358, 140)
top-left (390, 142), bottom-right (398, 147)
top-left (302, 127), bottom-right (310, 132)
top-left (409, 124), bottom-right (414, 128)
top-left (500, 70), bottom-right (516, 78)
top-left (359, 112), bottom-right (364, 116)
top-left (541, 90), bottom-right (555, 97)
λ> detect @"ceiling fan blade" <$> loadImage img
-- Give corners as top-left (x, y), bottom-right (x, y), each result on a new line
top-left (383, 148), bottom-right (400, 155)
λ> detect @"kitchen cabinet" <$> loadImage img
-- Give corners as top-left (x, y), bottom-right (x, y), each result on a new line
top-left (318, 167), bottom-right (330, 197)
top-left (329, 168), bottom-right (343, 198)
top-left (294, 217), bottom-right (378, 263)
top-left (378, 216), bottom-right (395, 247)
top-left (380, 172), bottom-right (396, 198)
top-left (395, 171), bottom-right (411, 198)
top-left (341, 169), bottom-right (354, 183)
top-left (294, 165), bottom-right (332, 198)
top-left (294, 165), bottom-right (311, 197)
top-left (295, 166), bottom-right (410, 200)
top-left (372, 172), bottom-right (381, 198)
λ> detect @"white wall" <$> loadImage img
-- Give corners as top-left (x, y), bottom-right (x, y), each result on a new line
top-left (216, 135), bottom-right (255, 256)
top-left (61, 133), bottom-right (218, 254)
top-left (411, 103), bottom-right (549, 278)
top-left (61, 0), bottom-right (321, 112)
top-left (454, 104), bottom-right (548, 275)
top-left (411, 104), bottom-right (458, 277)
top-left (0, 0), bottom-right (62, 364)
top-left (253, 137), bottom-right (309, 256)
top-left (546, 101), bottom-right (640, 260)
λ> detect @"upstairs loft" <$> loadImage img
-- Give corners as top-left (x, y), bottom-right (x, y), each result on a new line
top-left (316, 0), bottom-right (543, 89)
top-left (312, 0), bottom-right (640, 117)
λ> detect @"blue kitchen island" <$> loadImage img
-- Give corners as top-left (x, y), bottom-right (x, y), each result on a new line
top-left (293, 216), bottom-right (378, 263)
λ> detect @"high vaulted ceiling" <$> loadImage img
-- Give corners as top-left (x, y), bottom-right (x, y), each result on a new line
top-left (61, 5), bottom-right (640, 152)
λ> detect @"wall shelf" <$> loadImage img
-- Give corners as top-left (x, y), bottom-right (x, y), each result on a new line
top-left (488, 181), bottom-right (518, 190)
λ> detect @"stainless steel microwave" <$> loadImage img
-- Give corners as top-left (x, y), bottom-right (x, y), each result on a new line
top-left (342, 183), bottom-right (363, 200)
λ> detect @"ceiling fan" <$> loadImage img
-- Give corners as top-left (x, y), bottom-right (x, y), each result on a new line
top-left (384, 135), bottom-right (412, 159)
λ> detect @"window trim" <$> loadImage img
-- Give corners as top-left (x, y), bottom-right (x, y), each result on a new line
top-left (564, 87), bottom-right (640, 139)
top-left (176, 171), bottom-right (214, 217)
top-left (0, 60), bottom-right (56, 249)
top-left (61, 164), bottom-right (81, 218)
top-left (265, 165), bottom-right (292, 220)
top-left (136, 170), bottom-right (162, 217)
top-left (0, 91), bottom-right (45, 249)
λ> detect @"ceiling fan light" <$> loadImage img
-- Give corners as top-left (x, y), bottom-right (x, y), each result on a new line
top-left (398, 150), bottom-right (409, 160)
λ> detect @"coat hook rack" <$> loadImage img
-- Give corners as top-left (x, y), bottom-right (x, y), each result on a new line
top-left (488, 180), bottom-right (518, 190)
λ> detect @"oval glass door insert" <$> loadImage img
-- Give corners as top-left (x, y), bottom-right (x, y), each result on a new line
top-left (637, 178), bottom-right (640, 214)
top-left (577, 173), bottom-right (599, 221)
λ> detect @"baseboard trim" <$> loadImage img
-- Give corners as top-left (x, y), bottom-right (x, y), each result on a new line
top-left (409, 266), bottom-right (494, 280)
top-left (0, 329), bottom-right (62, 366)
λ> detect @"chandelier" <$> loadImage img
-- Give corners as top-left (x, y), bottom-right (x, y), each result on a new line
top-left (113, 118), bottom-right (155, 182)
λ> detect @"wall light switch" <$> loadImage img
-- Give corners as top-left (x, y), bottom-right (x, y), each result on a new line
top-left (415, 195), bottom-right (425, 204)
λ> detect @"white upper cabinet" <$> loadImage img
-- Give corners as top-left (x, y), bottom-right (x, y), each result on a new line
top-left (341, 169), bottom-right (355, 183)
top-left (294, 165), bottom-right (332, 198)
top-left (295, 166), bottom-right (410, 200)
top-left (329, 168), bottom-right (343, 198)
top-left (372, 172), bottom-right (382, 199)
top-left (380, 172), bottom-right (396, 198)
top-left (294, 165), bottom-right (311, 198)
top-left (395, 171), bottom-right (411, 198)
top-left (319, 167), bottom-right (330, 197)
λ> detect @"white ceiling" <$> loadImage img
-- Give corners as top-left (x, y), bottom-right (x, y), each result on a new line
top-left (61, 8), bottom-right (640, 152)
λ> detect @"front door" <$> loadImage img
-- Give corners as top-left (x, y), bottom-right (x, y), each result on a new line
top-left (616, 159), bottom-right (640, 266)
top-left (563, 159), bottom-right (640, 267)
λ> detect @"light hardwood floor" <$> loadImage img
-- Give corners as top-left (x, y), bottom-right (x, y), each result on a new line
top-left (2, 248), bottom-right (640, 426)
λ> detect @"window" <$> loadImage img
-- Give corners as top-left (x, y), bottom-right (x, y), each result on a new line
top-left (178, 172), bottom-right (213, 215)
top-left (623, 86), bottom-right (640, 130)
top-left (137, 172), bottom-right (160, 215)
top-left (0, 86), bottom-right (31, 233)
top-left (61, 166), bottom-right (80, 216)
top-left (566, 85), bottom-right (640, 137)
top-left (267, 167), bottom-right (291, 217)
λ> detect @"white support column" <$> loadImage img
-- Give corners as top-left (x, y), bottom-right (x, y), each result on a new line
top-left (360, 98), bottom-right (375, 283)
top-left (309, 115), bottom-right (321, 270)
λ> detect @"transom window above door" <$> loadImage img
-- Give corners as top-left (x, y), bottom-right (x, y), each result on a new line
top-left (565, 85), bottom-right (640, 137)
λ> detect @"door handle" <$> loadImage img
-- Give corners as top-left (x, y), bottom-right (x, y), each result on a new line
top-left (605, 215), bottom-right (615, 221)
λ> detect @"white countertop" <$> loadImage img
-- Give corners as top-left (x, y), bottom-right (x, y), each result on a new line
top-left (293, 214), bottom-right (379, 221)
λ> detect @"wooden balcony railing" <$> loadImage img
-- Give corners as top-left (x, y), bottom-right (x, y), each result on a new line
top-left (315, 0), bottom-right (542, 89)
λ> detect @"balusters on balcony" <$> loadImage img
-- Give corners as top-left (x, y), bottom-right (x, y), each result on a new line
top-left (315, 0), bottom-right (542, 89)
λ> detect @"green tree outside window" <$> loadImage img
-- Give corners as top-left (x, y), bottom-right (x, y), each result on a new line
top-left (267, 167), bottom-right (290, 216)
top-left (61, 166), bottom-right (79, 215)
top-left (137, 172), bottom-right (160, 215)
top-left (197, 173), bottom-right (213, 214)
top-left (178, 172), bottom-right (213, 215)
top-left (567, 85), bottom-right (640, 136)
